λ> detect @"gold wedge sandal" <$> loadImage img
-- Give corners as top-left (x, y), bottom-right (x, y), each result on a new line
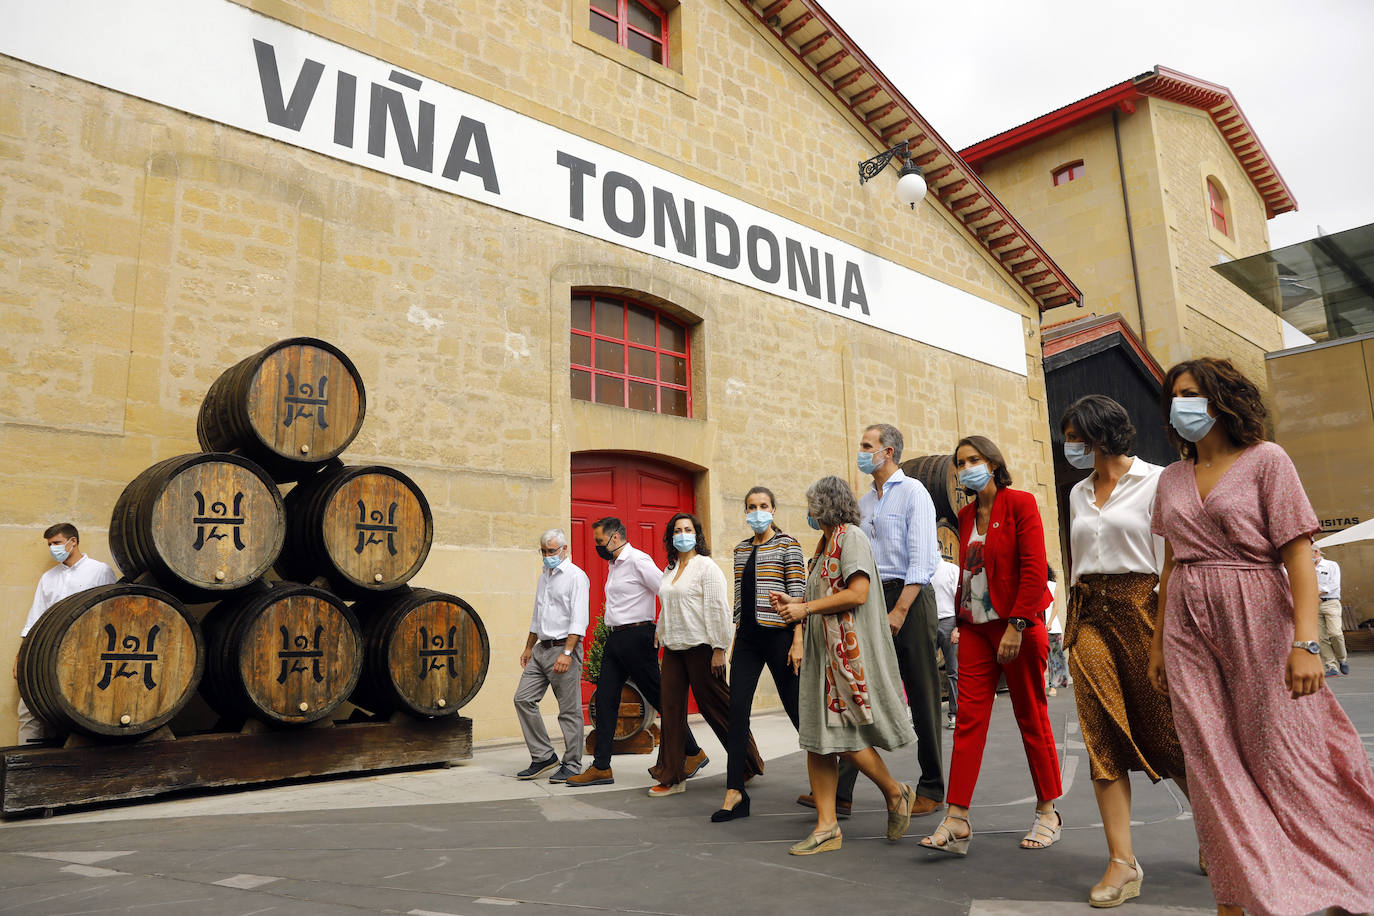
top-left (1089, 857), bottom-right (1143, 908)
top-left (789, 825), bottom-right (843, 855)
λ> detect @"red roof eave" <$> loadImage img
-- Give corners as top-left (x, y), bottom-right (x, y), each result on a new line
top-left (960, 81), bottom-right (1141, 170)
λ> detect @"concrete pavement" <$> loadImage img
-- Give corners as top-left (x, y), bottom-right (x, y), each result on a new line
top-left (1, 663), bottom-right (1370, 915)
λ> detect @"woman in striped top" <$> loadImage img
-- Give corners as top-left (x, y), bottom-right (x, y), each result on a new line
top-left (712, 486), bottom-right (807, 822)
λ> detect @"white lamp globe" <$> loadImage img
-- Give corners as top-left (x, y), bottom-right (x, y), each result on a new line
top-left (896, 163), bottom-right (927, 208)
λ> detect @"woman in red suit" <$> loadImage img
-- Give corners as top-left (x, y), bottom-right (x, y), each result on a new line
top-left (920, 435), bottom-right (1063, 856)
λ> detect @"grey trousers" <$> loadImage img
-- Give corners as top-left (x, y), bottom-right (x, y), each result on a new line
top-left (936, 615), bottom-right (959, 718)
top-left (513, 642), bottom-right (585, 769)
top-left (1318, 598), bottom-right (1348, 668)
top-left (17, 698), bottom-right (50, 744)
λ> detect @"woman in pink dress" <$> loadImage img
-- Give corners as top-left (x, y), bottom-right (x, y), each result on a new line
top-left (1148, 357), bottom-right (1374, 916)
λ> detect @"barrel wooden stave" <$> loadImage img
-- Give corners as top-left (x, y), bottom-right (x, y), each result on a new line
top-left (202, 583), bottom-right (362, 725)
top-left (109, 453), bottom-right (285, 599)
top-left (351, 588), bottom-right (489, 718)
top-left (18, 583), bottom-right (204, 738)
top-left (198, 338), bottom-right (365, 482)
top-left (279, 464), bottom-right (433, 597)
top-left (901, 453), bottom-right (971, 525)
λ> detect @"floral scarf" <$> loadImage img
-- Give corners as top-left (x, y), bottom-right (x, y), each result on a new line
top-left (812, 525), bottom-right (873, 727)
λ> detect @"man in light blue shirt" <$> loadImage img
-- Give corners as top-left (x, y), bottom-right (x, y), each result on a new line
top-left (822, 423), bottom-right (945, 815)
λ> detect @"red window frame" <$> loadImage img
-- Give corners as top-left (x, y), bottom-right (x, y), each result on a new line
top-left (570, 293), bottom-right (691, 417)
top-left (1208, 179), bottom-right (1229, 236)
top-left (589, 0), bottom-right (670, 66)
top-left (1052, 161), bottom-right (1085, 187)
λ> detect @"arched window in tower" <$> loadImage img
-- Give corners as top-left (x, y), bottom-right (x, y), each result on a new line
top-left (1208, 178), bottom-right (1231, 237)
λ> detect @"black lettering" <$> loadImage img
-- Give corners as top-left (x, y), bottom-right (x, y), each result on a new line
top-left (652, 188), bottom-right (696, 256)
top-left (442, 117), bottom-right (500, 192)
top-left (841, 261), bottom-right (869, 314)
top-left (368, 83), bottom-right (435, 171)
top-left (602, 171), bottom-right (646, 238)
top-left (747, 226), bottom-right (781, 283)
top-left (333, 72), bottom-right (356, 148)
top-left (556, 151), bottom-right (596, 220)
top-left (785, 239), bottom-right (820, 297)
top-left (705, 208), bottom-right (740, 269)
top-left (253, 39), bottom-right (324, 131)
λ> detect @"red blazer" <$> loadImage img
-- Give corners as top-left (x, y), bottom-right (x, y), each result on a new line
top-left (955, 486), bottom-right (1051, 625)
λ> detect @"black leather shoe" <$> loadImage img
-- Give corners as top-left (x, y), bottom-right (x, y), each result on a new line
top-left (516, 755), bottom-right (559, 779)
top-left (711, 791), bottom-right (750, 822)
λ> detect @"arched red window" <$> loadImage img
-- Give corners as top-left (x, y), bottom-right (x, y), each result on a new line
top-left (571, 292), bottom-right (690, 417)
top-left (588, 0), bottom-right (669, 65)
top-left (1052, 161), bottom-right (1085, 186)
top-left (1208, 179), bottom-right (1230, 236)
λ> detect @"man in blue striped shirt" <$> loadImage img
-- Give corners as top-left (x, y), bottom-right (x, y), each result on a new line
top-left (832, 424), bottom-right (945, 815)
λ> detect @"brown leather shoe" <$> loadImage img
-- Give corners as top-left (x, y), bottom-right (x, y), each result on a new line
top-left (683, 750), bottom-right (709, 778)
top-left (565, 766), bottom-right (614, 786)
top-left (795, 793), bottom-right (852, 817)
top-left (908, 795), bottom-right (942, 816)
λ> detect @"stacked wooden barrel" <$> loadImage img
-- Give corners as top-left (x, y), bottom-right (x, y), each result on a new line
top-left (18, 338), bottom-right (489, 742)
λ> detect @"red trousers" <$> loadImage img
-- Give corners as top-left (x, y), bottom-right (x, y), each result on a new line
top-left (947, 618), bottom-right (1062, 808)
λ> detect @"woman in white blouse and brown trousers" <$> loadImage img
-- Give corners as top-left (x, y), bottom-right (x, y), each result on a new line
top-left (650, 512), bottom-right (764, 797)
top-left (1061, 396), bottom-right (1192, 908)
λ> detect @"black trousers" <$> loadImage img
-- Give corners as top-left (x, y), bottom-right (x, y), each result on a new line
top-left (836, 580), bottom-right (945, 802)
top-left (592, 623), bottom-right (700, 770)
top-left (725, 621), bottom-right (799, 789)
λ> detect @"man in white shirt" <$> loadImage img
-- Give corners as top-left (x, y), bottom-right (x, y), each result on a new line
top-left (514, 528), bottom-right (590, 782)
top-left (15, 523), bottom-right (117, 743)
top-left (1314, 548), bottom-right (1348, 676)
top-left (567, 516), bottom-right (706, 787)
top-left (931, 559), bottom-right (960, 729)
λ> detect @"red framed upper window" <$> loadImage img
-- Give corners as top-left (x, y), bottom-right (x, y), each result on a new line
top-left (589, 0), bottom-right (669, 66)
top-left (571, 293), bottom-right (690, 417)
top-left (1208, 179), bottom-right (1229, 236)
top-left (1052, 161), bottom-right (1085, 186)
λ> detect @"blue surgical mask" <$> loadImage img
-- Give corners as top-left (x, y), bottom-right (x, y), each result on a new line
top-left (745, 510), bottom-right (773, 534)
top-left (49, 541), bottom-right (71, 563)
top-left (1170, 397), bottom-right (1216, 443)
top-left (958, 463), bottom-right (993, 492)
top-left (1063, 441), bottom-right (1095, 470)
top-left (807, 515), bottom-right (821, 531)
top-left (672, 532), bottom-right (697, 553)
top-left (857, 450), bottom-right (882, 475)
top-left (542, 554), bottom-right (561, 570)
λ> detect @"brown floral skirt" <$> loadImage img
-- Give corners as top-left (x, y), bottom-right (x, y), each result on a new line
top-left (1067, 572), bottom-right (1186, 782)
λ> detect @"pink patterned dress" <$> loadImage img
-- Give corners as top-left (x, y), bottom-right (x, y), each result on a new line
top-left (1151, 442), bottom-right (1374, 915)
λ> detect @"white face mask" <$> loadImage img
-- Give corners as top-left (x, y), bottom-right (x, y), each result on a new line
top-left (50, 540), bottom-right (71, 563)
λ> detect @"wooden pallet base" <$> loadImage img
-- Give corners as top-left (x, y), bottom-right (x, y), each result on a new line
top-left (0, 715), bottom-right (472, 817)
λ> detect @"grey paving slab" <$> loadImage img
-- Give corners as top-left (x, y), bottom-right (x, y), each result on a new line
top-left (0, 665), bottom-right (1369, 916)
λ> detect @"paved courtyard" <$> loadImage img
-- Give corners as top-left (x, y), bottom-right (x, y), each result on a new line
top-left (2, 665), bottom-right (1370, 915)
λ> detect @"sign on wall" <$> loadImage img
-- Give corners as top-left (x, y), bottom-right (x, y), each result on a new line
top-left (3, 0), bottom-right (1030, 375)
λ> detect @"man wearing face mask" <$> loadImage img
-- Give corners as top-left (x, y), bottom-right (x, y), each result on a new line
top-left (567, 517), bottom-right (707, 787)
top-left (15, 523), bottom-right (116, 743)
top-left (513, 528), bottom-right (590, 782)
top-left (799, 424), bottom-right (945, 817)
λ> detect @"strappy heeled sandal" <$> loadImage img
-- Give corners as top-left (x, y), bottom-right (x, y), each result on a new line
top-left (1089, 857), bottom-right (1143, 908)
top-left (789, 824), bottom-right (842, 855)
top-left (919, 814), bottom-right (971, 857)
top-left (1021, 809), bottom-right (1062, 849)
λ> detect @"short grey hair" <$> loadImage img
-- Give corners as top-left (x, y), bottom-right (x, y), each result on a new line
top-left (539, 528), bottom-right (568, 549)
top-left (866, 423), bottom-right (904, 464)
top-left (805, 476), bottom-right (862, 527)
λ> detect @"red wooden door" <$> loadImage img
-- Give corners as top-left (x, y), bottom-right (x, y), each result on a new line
top-left (571, 452), bottom-right (696, 716)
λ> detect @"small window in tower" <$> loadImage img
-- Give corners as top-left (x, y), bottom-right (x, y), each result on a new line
top-left (1208, 178), bottom-right (1230, 237)
top-left (589, 0), bottom-right (669, 66)
top-left (1052, 161), bottom-right (1085, 186)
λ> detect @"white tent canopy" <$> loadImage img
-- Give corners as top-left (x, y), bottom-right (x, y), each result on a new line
top-left (1314, 518), bottom-right (1374, 549)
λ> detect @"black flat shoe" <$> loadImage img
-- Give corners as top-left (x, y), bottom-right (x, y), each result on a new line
top-left (710, 791), bottom-right (750, 822)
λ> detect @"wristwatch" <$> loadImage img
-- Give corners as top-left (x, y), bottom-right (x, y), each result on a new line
top-left (1292, 640), bottom-right (1320, 655)
top-left (1008, 618), bottom-right (1030, 632)
top-left (562, 649), bottom-right (574, 657)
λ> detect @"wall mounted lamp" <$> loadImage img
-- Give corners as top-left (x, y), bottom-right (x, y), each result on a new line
top-left (858, 139), bottom-right (927, 208)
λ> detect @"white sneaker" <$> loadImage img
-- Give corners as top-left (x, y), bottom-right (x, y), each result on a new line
top-left (945, 714), bottom-right (956, 730)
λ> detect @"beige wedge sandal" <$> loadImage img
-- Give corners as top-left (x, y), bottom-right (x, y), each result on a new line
top-left (919, 814), bottom-right (971, 857)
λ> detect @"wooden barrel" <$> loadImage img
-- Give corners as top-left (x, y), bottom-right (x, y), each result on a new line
top-left (587, 682), bottom-right (654, 740)
top-left (350, 588), bottom-right (489, 717)
top-left (278, 464), bottom-right (433, 597)
top-left (197, 337), bottom-right (366, 482)
top-left (201, 582), bottom-right (361, 725)
top-left (109, 453), bottom-right (286, 599)
top-left (17, 583), bottom-right (204, 738)
top-left (901, 453), bottom-right (970, 524)
top-left (937, 522), bottom-right (960, 565)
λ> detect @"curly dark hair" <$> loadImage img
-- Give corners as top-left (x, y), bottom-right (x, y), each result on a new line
top-left (664, 512), bottom-right (710, 567)
top-left (805, 476), bottom-right (863, 527)
top-left (952, 436), bottom-right (1014, 489)
top-left (1059, 394), bottom-right (1135, 456)
top-left (1160, 357), bottom-right (1268, 460)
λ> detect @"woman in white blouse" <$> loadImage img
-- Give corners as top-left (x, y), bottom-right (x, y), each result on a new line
top-left (650, 512), bottom-right (763, 798)
top-left (1061, 395), bottom-right (1192, 907)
